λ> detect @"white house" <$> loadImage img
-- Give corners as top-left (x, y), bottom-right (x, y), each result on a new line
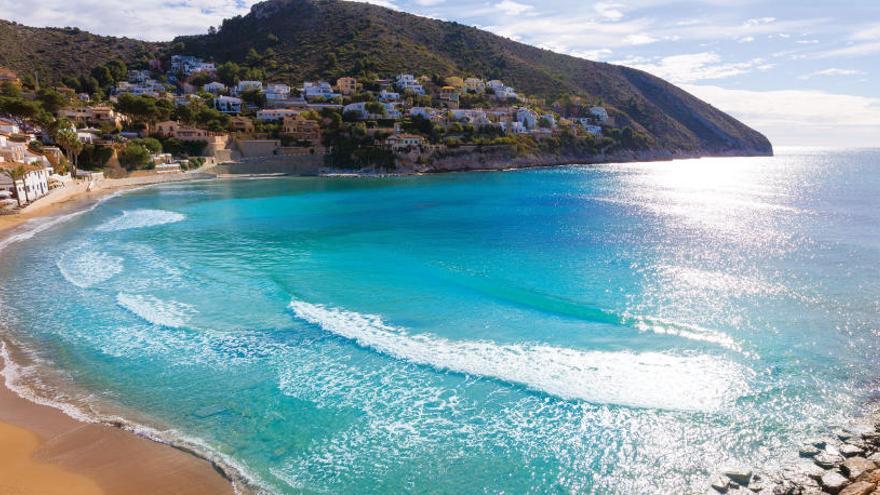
top-left (590, 106), bottom-right (609, 124)
top-left (394, 74), bottom-right (425, 95)
top-left (235, 80), bottom-right (264, 95)
top-left (214, 96), bottom-right (243, 114)
top-left (256, 108), bottom-right (300, 121)
top-left (386, 133), bottom-right (425, 152)
top-left (0, 118), bottom-right (20, 135)
top-left (303, 81), bottom-right (340, 101)
top-left (464, 78), bottom-right (486, 93)
top-left (265, 83), bottom-right (291, 101)
top-left (343, 102), bottom-right (401, 120)
top-left (516, 107), bottom-right (538, 130)
top-left (128, 70), bottom-right (151, 83)
top-left (488, 80), bottom-right (518, 100)
top-left (203, 81), bottom-right (227, 94)
top-left (409, 107), bottom-right (436, 120)
top-left (379, 89), bottom-right (400, 102)
top-left (450, 109), bottom-right (490, 125)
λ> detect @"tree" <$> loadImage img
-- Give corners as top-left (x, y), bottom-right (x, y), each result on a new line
top-left (54, 124), bottom-right (83, 178)
top-left (36, 88), bottom-right (68, 115)
top-left (119, 143), bottom-right (151, 170)
top-left (134, 137), bottom-right (162, 154)
top-left (364, 101), bottom-right (385, 117)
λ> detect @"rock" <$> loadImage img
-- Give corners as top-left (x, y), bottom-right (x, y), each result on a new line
top-left (868, 453), bottom-right (880, 463)
top-left (837, 429), bottom-right (856, 441)
top-left (816, 452), bottom-right (846, 469)
top-left (821, 471), bottom-right (849, 493)
top-left (723, 468), bottom-right (754, 486)
top-left (841, 457), bottom-right (877, 480)
top-left (796, 461), bottom-right (828, 481)
top-left (842, 444), bottom-right (867, 458)
top-left (808, 438), bottom-right (830, 449)
top-left (839, 481), bottom-right (877, 495)
top-left (711, 475), bottom-right (731, 492)
top-left (800, 445), bottom-right (821, 458)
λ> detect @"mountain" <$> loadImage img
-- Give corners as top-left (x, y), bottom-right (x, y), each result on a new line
top-left (0, 0), bottom-right (772, 156)
top-left (174, 0), bottom-right (772, 156)
top-left (0, 19), bottom-right (159, 85)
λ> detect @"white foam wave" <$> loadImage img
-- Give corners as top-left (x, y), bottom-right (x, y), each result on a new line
top-left (96, 209), bottom-right (185, 232)
top-left (289, 299), bottom-right (750, 412)
top-left (57, 249), bottom-right (124, 288)
top-left (624, 315), bottom-right (744, 353)
top-left (116, 293), bottom-right (195, 328)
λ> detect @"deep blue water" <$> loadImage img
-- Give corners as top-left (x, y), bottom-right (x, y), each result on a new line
top-left (1, 148), bottom-right (879, 493)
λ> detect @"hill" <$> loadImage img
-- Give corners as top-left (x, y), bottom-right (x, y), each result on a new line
top-left (0, 0), bottom-right (772, 156)
top-left (174, 0), bottom-right (772, 155)
top-left (0, 19), bottom-right (159, 85)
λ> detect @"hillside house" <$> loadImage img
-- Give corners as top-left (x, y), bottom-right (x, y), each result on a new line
top-left (256, 108), bottom-right (300, 121)
top-left (235, 80), bottom-right (263, 95)
top-left (336, 77), bottom-right (357, 96)
top-left (303, 81), bottom-right (340, 101)
top-left (590, 107), bottom-right (609, 124)
top-left (266, 84), bottom-right (291, 101)
top-left (386, 133), bottom-right (425, 153)
top-left (379, 89), bottom-right (400, 102)
top-left (516, 107), bottom-right (538, 129)
top-left (230, 116), bottom-right (255, 133)
top-left (282, 116), bottom-right (322, 146)
top-left (440, 87), bottom-right (460, 109)
top-left (203, 81), bottom-right (227, 94)
top-left (395, 74), bottom-right (425, 95)
top-left (214, 96), bottom-right (243, 114)
top-left (464, 78), bottom-right (486, 93)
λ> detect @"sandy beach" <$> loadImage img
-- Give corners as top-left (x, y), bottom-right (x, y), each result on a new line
top-left (0, 172), bottom-right (235, 495)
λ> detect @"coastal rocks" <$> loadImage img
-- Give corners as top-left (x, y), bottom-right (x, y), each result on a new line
top-left (725, 411), bottom-right (880, 495)
top-left (816, 453), bottom-right (846, 469)
top-left (838, 482), bottom-right (876, 495)
top-left (840, 444), bottom-right (866, 458)
top-left (821, 472), bottom-right (849, 493)
top-left (841, 458), bottom-right (876, 480)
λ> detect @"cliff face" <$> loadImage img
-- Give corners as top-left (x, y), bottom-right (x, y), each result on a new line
top-left (177, 0), bottom-right (772, 156)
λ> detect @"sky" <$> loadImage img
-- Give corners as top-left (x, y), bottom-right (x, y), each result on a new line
top-left (1, 0), bottom-right (878, 147)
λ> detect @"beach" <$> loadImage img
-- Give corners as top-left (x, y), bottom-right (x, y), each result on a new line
top-left (0, 172), bottom-right (235, 495)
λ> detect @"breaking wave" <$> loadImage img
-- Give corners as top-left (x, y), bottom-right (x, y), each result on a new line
top-left (289, 299), bottom-right (749, 412)
top-left (116, 293), bottom-right (196, 329)
top-left (96, 209), bottom-right (185, 232)
top-left (57, 248), bottom-right (124, 288)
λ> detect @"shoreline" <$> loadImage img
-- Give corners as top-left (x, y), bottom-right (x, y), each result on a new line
top-left (0, 172), bottom-right (247, 495)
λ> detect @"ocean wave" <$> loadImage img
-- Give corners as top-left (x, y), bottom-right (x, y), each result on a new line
top-left (289, 299), bottom-right (749, 412)
top-left (116, 293), bottom-right (196, 328)
top-left (57, 248), bottom-right (124, 288)
top-left (96, 209), bottom-right (185, 232)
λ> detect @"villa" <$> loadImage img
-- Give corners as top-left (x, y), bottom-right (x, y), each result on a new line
top-left (282, 116), bottom-right (322, 146)
top-left (235, 80), bottom-right (264, 95)
top-left (395, 74), bottom-right (425, 95)
top-left (336, 77), bottom-right (357, 96)
top-left (256, 108), bottom-right (300, 121)
top-left (303, 81), bottom-right (340, 101)
top-left (386, 133), bottom-right (426, 152)
top-left (203, 81), bottom-right (227, 94)
top-left (214, 95), bottom-right (243, 114)
top-left (590, 107), bottom-right (609, 124)
top-left (265, 83), bottom-right (291, 101)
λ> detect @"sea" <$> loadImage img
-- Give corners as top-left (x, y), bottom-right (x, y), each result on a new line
top-left (1, 147), bottom-right (878, 494)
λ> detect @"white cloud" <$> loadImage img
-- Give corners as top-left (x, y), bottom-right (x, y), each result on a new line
top-left (495, 0), bottom-right (534, 16)
top-left (737, 36), bottom-right (754, 43)
top-left (624, 33), bottom-right (659, 45)
top-left (594, 2), bottom-right (625, 21)
top-left (616, 52), bottom-right (773, 83)
top-left (798, 68), bottom-right (865, 80)
top-left (414, 0), bottom-right (446, 5)
top-left (743, 17), bottom-right (775, 27)
top-left (684, 84), bottom-right (880, 147)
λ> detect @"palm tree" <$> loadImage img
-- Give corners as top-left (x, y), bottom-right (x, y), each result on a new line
top-left (0, 162), bottom-right (36, 207)
top-left (53, 122), bottom-right (83, 179)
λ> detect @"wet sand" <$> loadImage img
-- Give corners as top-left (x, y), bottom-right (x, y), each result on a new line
top-left (1, 173), bottom-right (235, 495)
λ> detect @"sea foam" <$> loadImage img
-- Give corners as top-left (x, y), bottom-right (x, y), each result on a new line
top-left (57, 248), bottom-right (124, 288)
top-left (96, 209), bottom-right (185, 232)
top-left (116, 293), bottom-right (195, 329)
top-left (289, 299), bottom-right (749, 412)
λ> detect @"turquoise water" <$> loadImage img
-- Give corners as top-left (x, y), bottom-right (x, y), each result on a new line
top-left (1, 148), bottom-right (879, 493)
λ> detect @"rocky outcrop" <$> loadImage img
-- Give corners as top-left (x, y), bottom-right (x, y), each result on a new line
top-left (707, 411), bottom-right (880, 495)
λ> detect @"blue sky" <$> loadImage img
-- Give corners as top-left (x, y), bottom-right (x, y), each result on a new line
top-left (1, 0), bottom-right (878, 146)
